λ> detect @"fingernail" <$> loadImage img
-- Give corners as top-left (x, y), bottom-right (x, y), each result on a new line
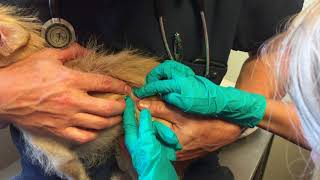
top-left (139, 100), bottom-right (151, 108)
top-left (124, 85), bottom-right (132, 94)
top-left (177, 143), bottom-right (183, 150)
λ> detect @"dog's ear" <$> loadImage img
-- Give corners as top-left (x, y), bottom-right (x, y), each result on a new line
top-left (0, 22), bottom-right (30, 57)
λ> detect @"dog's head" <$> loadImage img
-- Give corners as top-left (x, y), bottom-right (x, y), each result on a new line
top-left (0, 5), bottom-right (44, 67)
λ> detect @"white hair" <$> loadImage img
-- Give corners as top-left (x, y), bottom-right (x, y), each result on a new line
top-left (263, 0), bottom-right (320, 178)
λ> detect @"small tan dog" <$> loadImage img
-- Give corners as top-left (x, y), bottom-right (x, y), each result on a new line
top-left (0, 5), bottom-right (174, 180)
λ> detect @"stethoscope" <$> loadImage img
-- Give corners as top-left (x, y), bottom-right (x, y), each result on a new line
top-left (155, 0), bottom-right (211, 77)
top-left (41, 0), bottom-right (76, 48)
top-left (42, 0), bottom-right (212, 77)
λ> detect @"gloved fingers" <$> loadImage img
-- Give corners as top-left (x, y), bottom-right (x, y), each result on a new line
top-left (153, 121), bottom-right (182, 150)
top-left (146, 60), bottom-right (195, 83)
top-left (139, 109), bottom-right (155, 138)
top-left (123, 96), bottom-right (138, 133)
top-left (123, 96), bottom-right (138, 152)
top-left (162, 145), bottom-right (178, 161)
top-left (134, 80), bottom-right (180, 98)
top-left (153, 121), bottom-right (181, 161)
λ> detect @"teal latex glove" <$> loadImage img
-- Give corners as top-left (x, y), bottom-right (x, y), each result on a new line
top-left (123, 96), bottom-right (181, 180)
top-left (134, 60), bottom-right (267, 128)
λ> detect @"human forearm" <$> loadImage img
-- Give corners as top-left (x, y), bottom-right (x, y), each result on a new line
top-left (259, 100), bottom-right (309, 149)
top-left (236, 56), bottom-right (309, 149)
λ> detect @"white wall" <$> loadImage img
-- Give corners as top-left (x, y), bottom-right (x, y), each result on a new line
top-left (224, 51), bottom-right (248, 83)
top-left (304, 0), bottom-right (316, 8)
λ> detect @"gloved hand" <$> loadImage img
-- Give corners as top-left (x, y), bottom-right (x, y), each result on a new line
top-left (134, 60), bottom-right (267, 128)
top-left (123, 96), bottom-right (181, 180)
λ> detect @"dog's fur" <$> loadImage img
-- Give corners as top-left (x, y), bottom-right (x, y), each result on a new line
top-left (0, 5), bottom-right (169, 180)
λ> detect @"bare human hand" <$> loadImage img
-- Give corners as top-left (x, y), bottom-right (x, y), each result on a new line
top-left (0, 44), bottom-right (131, 143)
top-left (137, 99), bottom-right (241, 161)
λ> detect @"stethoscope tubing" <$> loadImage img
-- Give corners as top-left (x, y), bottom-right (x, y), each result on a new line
top-left (156, 0), bottom-right (211, 77)
top-left (49, 0), bottom-right (59, 18)
top-left (159, 16), bottom-right (174, 60)
top-left (200, 11), bottom-right (211, 77)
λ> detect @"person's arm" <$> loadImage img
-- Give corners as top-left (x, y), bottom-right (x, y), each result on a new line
top-left (237, 52), bottom-right (309, 149)
top-left (0, 44), bottom-right (131, 143)
top-left (262, 100), bottom-right (306, 147)
top-left (228, 0), bottom-right (307, 148)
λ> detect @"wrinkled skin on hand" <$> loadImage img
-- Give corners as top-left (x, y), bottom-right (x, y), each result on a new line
top-left (136, 99), bottom-right (242, 161)
top-left (0, 44), bottom-right (131, 143)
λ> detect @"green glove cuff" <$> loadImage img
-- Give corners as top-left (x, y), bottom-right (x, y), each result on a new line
top-left (217, 87), bottom-right (267, 128)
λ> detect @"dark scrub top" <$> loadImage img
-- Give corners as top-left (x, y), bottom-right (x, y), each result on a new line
top-left (1, 0), bottom-right (303, 179)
